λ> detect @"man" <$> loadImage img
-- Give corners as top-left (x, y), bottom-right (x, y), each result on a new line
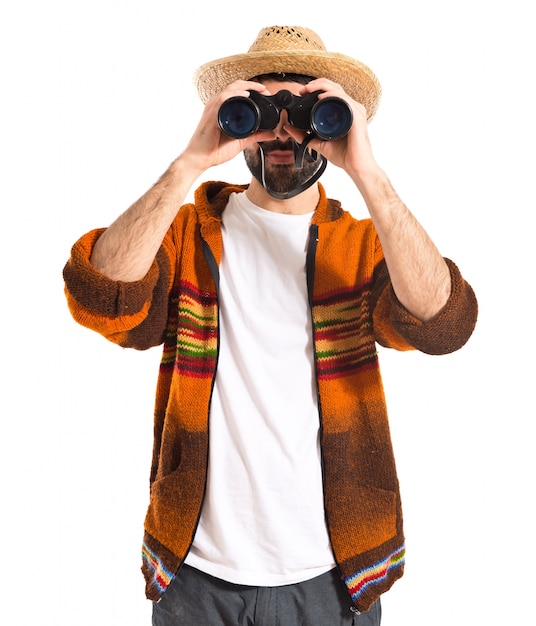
top-left (63, 25), bottom-right (478, 625)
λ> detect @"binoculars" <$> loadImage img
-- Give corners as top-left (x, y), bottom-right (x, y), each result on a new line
top-left (217, 89), bottom-right (353, 141)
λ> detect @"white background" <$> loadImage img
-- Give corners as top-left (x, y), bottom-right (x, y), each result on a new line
top-left (2, 1), bottom-right (534, 624)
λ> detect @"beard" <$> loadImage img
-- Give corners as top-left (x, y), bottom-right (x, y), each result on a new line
top-left (243, 139), bottom-right (324, 196)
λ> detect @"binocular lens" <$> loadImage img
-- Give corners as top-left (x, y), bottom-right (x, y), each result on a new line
top-left (218, 98), bottom-right (259, 139)
top-left (311, 99), bottom-right (353, 140)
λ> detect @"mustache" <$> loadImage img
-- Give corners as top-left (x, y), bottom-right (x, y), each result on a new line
top-left (260, 139), bottom-right (296, 153)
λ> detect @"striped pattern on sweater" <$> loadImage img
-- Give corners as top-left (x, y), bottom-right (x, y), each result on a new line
top-left (345, 544), bottom-right (406, 603)
top-left (313, 282), bottom-right (378, 380)
top-left (160, 281), bottom-right (218, 378)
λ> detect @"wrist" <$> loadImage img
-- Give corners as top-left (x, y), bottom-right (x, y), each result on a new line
top-left (169, 152), bottom-right (206, 189)
top-left (350, 165), bottom-right (396, 205)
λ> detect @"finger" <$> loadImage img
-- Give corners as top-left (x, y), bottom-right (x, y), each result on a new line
top-left (299, 77), bottom-right (345, 96)
top-left (217, 79), bottom-right (271, 99)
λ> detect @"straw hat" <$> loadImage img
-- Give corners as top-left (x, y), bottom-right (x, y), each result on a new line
top-left (194, 25), bottom-right (382, 121)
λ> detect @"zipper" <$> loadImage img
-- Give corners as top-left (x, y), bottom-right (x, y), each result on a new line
top-left (167, 236), bottom-right (221, 590)
top-left (306, 224), bottom-right (321, 442)
top-left (306, 223), bottom-right (320, 418)
top-left (307, 224), bottom-right (360, 620)
top-left (306, 223), bottom-right (318, 309)
top-left (306, 220), bottom-right (336, 554)
top-left (350, 605), bottom-right (361, 623)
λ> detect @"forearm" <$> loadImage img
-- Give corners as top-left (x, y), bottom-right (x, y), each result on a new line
top-left (354, 167), bottom-right (451, 321)
top-left (302, 83), bottom-right (451, 321)
top-left (90, 155), bottom-right (202, 282)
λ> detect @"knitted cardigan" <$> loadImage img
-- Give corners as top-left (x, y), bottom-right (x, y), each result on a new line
top-left (63, 181), bottom-right (478, 612)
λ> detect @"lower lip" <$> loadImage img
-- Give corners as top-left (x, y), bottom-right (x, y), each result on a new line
top-left (265, 152), bottom-right (295, 165)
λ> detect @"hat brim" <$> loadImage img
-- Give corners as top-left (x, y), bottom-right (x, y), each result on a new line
top-left (194, 50), bottom-right (382, 122)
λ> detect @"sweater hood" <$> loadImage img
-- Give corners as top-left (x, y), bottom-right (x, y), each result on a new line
top-left (193, 181), bottom-right (344, 225)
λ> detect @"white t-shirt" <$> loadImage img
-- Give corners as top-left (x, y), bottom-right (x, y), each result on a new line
top-left (185, 191), bottom-right (336, 586)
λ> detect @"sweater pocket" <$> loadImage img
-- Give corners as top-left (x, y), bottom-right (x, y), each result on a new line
top-left (353, 483), bottom-right (398, 552)
top-left (144, 429), bottom-right (209, 560)
top-left (327, 482), bottom-right (399, 560)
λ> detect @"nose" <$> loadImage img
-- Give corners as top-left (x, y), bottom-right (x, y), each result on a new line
top-left (273, 108), bottom-right (292, 140)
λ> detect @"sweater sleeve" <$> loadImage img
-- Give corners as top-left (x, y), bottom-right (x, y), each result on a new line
top-left (372, 257), bottom-right (478, 355)
top-left (63, 227), bottom-right (176, 350)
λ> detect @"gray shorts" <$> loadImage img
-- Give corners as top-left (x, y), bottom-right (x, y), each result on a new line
top-left (152, 564), bottom-right (381, 626)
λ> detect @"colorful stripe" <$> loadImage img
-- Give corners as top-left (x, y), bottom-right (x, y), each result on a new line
top-left (345, 545), bottom-right (405, 601)
top-left (141, 542), bottom-right (175, 595)
top-left (313, 284), bottom-right (378, 379)
top-left (160, 281), bottom-right (218, 378)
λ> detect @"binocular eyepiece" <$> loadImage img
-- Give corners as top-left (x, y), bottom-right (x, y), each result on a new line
top-left (217, 89), bottom-right (353, 141)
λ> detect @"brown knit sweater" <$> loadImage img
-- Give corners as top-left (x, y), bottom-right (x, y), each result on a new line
top-left (63, 181), bottom-right (478, 612)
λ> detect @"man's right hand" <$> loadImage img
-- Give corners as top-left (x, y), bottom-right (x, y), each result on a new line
top-left (179, 80), bottom-right (278, 177)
